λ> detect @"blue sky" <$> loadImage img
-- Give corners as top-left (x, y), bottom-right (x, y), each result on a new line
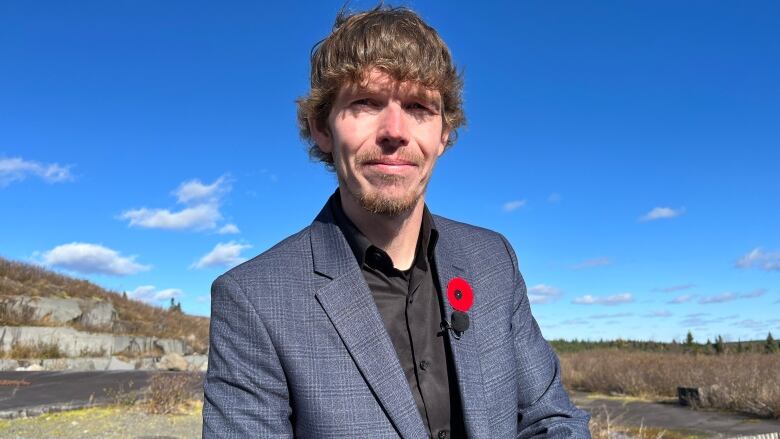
top-left (2, 1), bottom-right (778, 342)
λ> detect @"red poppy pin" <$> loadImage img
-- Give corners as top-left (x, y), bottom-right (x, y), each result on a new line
top-left (446, 277), bottom-right (474, 313)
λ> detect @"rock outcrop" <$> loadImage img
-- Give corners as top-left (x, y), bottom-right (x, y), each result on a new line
top-left (0, 326), bottom-right (191, 357)
top-left (0, 296), bottom-right (117, 329)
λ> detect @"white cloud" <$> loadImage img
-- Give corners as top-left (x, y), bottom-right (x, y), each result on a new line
top-left (174, 176), bottom-right (230, 204)
top-left (740, 288), bottom-right (767, 298)
top-left (128, 285), bottom-right (183, 304)
top-left (639, 206), bottom-right (685, 222)
top-left (527, 284), bottom-right (563, 304)
top-left (668, 294), bottom-right (694, 304)
top-left (0, 157), bottom-right (73, 187)
top-left (645, 310), bottom-right (673, 318)
top-left (653, 283), bottom-right (696, 293)
top-left (571, 257), bottom-right (612, 269)
top-left (41, 242), bottom-right (150, 276)
top-left (120, 175), bottom-right (233, 232)
top-left (502, 200), bottom-right (527, 212)
top-left (218, 223), bottom-right (240, 235)
top-left (120, 204), bottom-right (221, 231)
top-left (192, 241), bottom-right (251, 269)
top-left (736, 248), bottom-right (780, 271)
top-left (699, 289), bottom-right (767, 304)
top-left (572, 293), bottom-right (633, 306)
top-left (589, 312), bottom-right (633, 319)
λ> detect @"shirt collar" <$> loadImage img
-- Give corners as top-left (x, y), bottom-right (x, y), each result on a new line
top-left (328, 189), bottom-right (438, 271)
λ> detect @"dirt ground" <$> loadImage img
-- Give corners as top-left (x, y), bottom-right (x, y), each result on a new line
top-left (0, 402), bottom-right (202, 439)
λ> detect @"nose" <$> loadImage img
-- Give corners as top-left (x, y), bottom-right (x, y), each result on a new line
top-left (376, 102), bottom-right (409, 149)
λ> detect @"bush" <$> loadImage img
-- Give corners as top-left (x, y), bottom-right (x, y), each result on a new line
top-left (143, 373), bottom-right (203, 415)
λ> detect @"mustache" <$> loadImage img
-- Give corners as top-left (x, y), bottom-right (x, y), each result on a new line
top-left (355, 149), bottom-right (425, 167)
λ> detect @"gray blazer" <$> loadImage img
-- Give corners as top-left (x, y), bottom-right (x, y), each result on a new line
top-left (203, 201), bottom-right (590, 438)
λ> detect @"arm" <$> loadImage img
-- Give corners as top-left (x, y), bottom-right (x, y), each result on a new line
top-left (499, 236), bottom-right (591, 438)
top-left (202, 273), bottom-right (293, 438)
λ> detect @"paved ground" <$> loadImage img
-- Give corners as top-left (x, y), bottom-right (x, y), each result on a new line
top-left (0, 371), bottom-right (203, 419)
top-left (2, 372), bottom-right (780, 437)
top-left (572, 391), bottom-right (780, 437)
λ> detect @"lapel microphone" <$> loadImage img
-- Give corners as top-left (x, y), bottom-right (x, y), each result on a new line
top-left (441, 311), bottom-right (469, 340)
top-left (445, 277), bottom-right (474, 339)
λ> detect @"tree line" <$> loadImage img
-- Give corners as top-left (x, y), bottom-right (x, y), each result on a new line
top-left (550, 331), bottom-right (780, 354)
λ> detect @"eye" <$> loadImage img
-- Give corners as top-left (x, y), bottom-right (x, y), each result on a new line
top-left (351, 98), bottom-right (377, 107)
top-left (407, 102), bottom-right (435, 114)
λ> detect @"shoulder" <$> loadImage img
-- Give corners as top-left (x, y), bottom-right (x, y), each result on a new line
top-left (432, 214), bottom-right (515, 257)
top-left (218, 226), bottom-right (313, 287)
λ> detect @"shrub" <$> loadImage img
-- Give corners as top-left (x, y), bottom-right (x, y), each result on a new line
top-left (143, 373), bottom-right (203, 415)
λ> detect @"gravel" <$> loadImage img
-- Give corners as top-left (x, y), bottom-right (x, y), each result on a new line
top-left (0, 403), bottom-right (202, 439)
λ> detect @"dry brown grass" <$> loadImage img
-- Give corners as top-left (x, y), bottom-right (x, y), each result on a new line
top-left (2, 341), bottom-right (63, 359)
top-left (588, 407), bottom-right (703, 439)
top-left (142, 373), bottom-right (203, 415)
top-left (561, 349), bottom-right (780, 418)
top-left (0, 256), bottom-right (209, 353)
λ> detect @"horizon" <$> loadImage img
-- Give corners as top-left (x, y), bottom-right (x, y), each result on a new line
top-left (2, 1), bottom-right (778, 342)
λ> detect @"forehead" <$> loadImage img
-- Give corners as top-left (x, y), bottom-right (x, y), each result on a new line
top-left (336, 68), bottom-right (441, 102)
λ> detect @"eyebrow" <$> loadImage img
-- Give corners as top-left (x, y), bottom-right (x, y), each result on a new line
top-left (348, 85), bottom-right (441, 110)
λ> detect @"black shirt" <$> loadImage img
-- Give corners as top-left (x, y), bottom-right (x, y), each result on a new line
top-left (330, 193), bottom-right (464, 439)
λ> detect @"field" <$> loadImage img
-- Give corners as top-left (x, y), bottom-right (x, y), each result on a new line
top-left (560, 349), bottom-right (780, 419)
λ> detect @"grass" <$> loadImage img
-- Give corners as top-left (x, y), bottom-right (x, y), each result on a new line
top-left (2, 341), bottom-right (63, 359)
top-left (560, 349), bottom-right (780, 419)
top-left (0, 256), bottom-right (209, 353)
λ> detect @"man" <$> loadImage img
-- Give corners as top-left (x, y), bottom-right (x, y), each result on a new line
top-left (203, 6), bottom-right (590, 438)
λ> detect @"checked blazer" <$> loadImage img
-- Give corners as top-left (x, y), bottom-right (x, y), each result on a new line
top-left (202, 199), bottom-right (591, 438)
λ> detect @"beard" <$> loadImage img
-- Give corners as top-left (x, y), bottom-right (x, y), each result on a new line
top-left (347, 148), bottom-right (427, 217)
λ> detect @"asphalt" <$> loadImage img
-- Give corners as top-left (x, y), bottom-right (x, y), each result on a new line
top-left (0, 371), bottom-right (204, 419)
top-left (571, 391), bottom-right (780, 437)
top-left (2, 372), bottom-right (779, 436)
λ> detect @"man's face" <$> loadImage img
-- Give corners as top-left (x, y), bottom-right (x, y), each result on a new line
top-left (311, 68), bottom-right (449, 216)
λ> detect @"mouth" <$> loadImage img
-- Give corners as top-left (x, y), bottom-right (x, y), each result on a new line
top-left (362, 158), bottom-right (418, 173)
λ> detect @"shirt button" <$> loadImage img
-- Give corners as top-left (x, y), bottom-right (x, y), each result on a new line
top-left (419, 360), bottom-right (430, 370)
top-left (438, 430), bottom-right (449, 439)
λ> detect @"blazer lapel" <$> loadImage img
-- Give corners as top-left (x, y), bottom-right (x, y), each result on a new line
top-left (310, 205), bottom-right (427, 439)
top-left (432, 219), bottom-right (491, 439)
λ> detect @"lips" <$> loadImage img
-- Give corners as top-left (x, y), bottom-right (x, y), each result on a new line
top-left (364, 159), bottom-right (416, 166)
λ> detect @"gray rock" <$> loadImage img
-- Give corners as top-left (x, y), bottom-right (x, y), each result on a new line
top-left (0, 326), bottom-right (190, 359)
top-left (157, 353), bottom-right (188, 371)
top-left (0, 296), bottom-right (82, 324)
top-left (16, 363), bottom-right (43, 371)
top-left (105, 356), bottom-right (135, 370)
top-left (184, 354), bottom-right (208, 371)
top-left (0, 359), bottom-right (19, 371)
top-left (77, 300), bottom-right (117, 329)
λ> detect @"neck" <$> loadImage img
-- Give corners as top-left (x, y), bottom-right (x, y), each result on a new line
top-left (339, 188), bottom-right (424, 271)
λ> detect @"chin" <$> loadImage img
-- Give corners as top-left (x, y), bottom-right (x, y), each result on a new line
top-left (357, 189), bottom-right (420, 217)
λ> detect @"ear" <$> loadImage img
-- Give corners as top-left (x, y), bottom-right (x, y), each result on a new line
top-left (437, 128), bottom-right (450, 157)
top-left (308, 117), bottom-right (333, 153)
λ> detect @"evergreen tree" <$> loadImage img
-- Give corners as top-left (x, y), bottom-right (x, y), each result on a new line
top-left (737, 339), bottom-right (743, 354)
top-left (714, 335), bottom-right (725, 355)
top-left (686, 331), bottom-right (694, 346)
top-left (122, 291), bottom-right (128, 300)
top-left (765, 332), bottom-right (779, 354)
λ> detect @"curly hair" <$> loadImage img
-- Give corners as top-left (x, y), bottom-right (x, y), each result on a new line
top-left (296, 5), bottom-right (466, 169)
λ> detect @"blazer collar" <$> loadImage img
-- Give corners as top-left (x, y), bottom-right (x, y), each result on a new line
top-left (310, 197), bottom-right (428, 439)
top-left (431, 215), bottom-right (491, 439)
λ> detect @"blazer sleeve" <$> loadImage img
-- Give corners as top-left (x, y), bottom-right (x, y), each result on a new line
top-left (499, 236), bottom-right (591, 438)
top-left (202, 273), bottom-right (294, 438)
